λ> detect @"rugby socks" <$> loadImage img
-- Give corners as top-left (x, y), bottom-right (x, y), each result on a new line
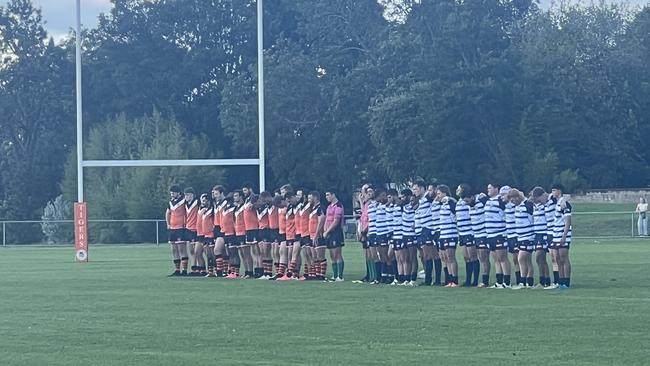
top-left (180, 257), bottom-right (189, 274)
top-left (262, 260), bottom-right (273, 277)
top-left (553, 271), bottom-right (560, 285)
top-left (320, 259), bottom-right (328, 280)
top-left (464, 261), bottom-right (472, 285)
top-left (274, 262), bottom-right (280, 276)
top-left (332, 262), bottom-right (339, 279)
top-left (338, 260), bottom-right (345, 279)
top-left (391, 261), bottom-right (398, 281)
top-left (444, 266), bottom-right (450, 285)
top-left (515, 271), bottom-right (522, 285)
top-left (482, 274), bottom-right (489, 286)
top-left (433, 259), bottom-right (442, 285)
top-left (374, 261), bottom-right (382, 282)
top-left (288, 262), bottom-right (297, 278)
top-left (173, 259), bottom-right (181, 272)
top-left (424, 259), bottom-right (433, 285)
top-left (277, 263), bottom-right (287, 276)
top-left (472, 261), bottom-right (480, 286)
top-left (559, 278), bottom-right (571, 287)
top-left (504, 274), bottom-right (511, 286)
top-left (527, 277), bottom-right (534, 287)
top-left (364, 260), bottom-right (371, 281)
top-left (496, 273), bottom-right (504, 285)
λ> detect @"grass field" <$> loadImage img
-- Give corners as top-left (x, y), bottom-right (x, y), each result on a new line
top-left (2, 239), bottom-right (650, 365)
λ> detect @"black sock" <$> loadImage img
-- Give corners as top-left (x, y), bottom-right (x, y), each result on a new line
top-left (539, 276), bottom-right (545, 286)
top-left (433, 259), bottom-right (442, 284)
top-left (374, 261), bottom-right (382, 281)
top-left (464, 262), bottom-right (472, 284)
top-left (566, 278), bottom-right (571, 287)
top-left (515, 271), bottom-right (521, 284)
top-left (504, 274), bottom-right (511, 286)
top-left (527, 277), bottom-right (534, 287)
top-left (472, 261), bottom-right (480, 285)
top-left (496, 273), bottom-right (504, 284)
top-left (553, 271), bottom-right (560, 284)
top-left (482, 274), bottom-right (489, 286)
top-left (424, 259), bottom-right (433, 285)
top-left (444, 267), bottom-right (450, 284)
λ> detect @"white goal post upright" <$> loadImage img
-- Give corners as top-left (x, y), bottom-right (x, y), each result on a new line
top-left (74, 0), bottom-right (266, 261)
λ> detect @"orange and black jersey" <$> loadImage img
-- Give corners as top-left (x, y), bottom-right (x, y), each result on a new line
top-left (243, 194), bottom-right (259, 231)
top-left (308, 204), bottom-right (324, 239)
top-left (285, 204), bottom-right (296, 240)
top-left (220, 202), bottom-right (236, 236)
top-left (268, 205), bottom-right (279, 230)
top-left (300, 203), bottom-right (311, 237)
top-left (235, 203), bottom-right (246, 236)
top-left (278, 207), bottom-right (287, 234)
top-left (185, 198), bottom-right (199, 231)
top-left (257, 204), bottom-right (270, 230)
top-left (213, 199), bottom-right (227, 228)
top-left (199, 207), bottom-right (214, 238)
top-left (168, 197), bottom-right (185, 230)
top-left (295, 202), bottom-right (304, 236)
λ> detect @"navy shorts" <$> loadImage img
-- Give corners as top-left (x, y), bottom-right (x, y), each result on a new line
top-left (204, 236), bottom-right (215, 246)
top-left (277, 233), bottom-right (287, 243)
top-left (257, 228), bottom-right (272, 243)
top-left (168, 228), bottom-right (185, 243)
top-left (377, 234), bottom-right (389, 246)
top-left (245, 229), bottom-right (259, 244)
top-left (459, 235), bottom-right (474, 247)
top-left (507, 237), bottom-right (518, 253)
top-left (392, 239), bottom-right (406, 250)
top-left (269, 229), bottom-right (280, 243)
top-left (487, 235), bottom-right (507, 251)
top-left (224, 235), bottom-right (237, 248)
top-left (518, 240), bottom-right (535, 253)
top-left (416, 229), bottom-right (434, 247)
top-left (403, 236), bottom-right (416, 248)
top-left (439, 237), bottom-right (458, 249)
top-left (552, 238), bottom-right (571, 250)
top-left (534, 234), bottom-right (548, 251)
top-left (213, 226), bottom-right (224, 238)
top-left (475, 237), bottom-right (489, 250)
top-left (325, 230), bottom-right (345, 249)
top-left (368, 234), bottom-right (379, 247)
top-left (235, 235), bottom-right (246, 247)
top-left (185, 230), bottom-right (198, 242)
top-left (301, 236), bottom-right (312, 247)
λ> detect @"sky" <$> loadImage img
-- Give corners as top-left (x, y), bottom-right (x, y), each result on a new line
top-left (1, 0), bottom-right (648, 42)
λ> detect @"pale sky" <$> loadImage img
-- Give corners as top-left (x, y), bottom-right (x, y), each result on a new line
top-left (1, 0), bottom-right (648, 42)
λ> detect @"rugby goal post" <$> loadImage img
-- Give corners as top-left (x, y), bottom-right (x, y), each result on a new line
top-left (73, 0), bottom-right (266, 262)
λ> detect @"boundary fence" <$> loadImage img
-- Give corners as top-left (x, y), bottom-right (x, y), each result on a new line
top-left (0, 212), bottom-right (646, 246)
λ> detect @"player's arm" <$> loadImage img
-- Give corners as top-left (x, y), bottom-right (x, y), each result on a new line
top-left (561, 201), bottom-right (572, 244)
top-left (165, 208), bottom-right (171, 229)
top-left (316, 212), bottom-right (326, 239)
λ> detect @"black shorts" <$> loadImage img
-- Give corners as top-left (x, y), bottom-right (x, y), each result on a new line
top-left (224, 235), bottom-right (236, 247)
top-left (392, 239), bottom-right (406, 250)
top-left (507, 238), bottom-right (518, 253)
top-left (197, 235), bottom-right (205, 243)
top-left (235, 235), bottom-right (246, 247)
top-left (403, 236), bottom-right (416, 248)
top-left (168, 228), bottom-right (185, 242)
top-left (368, 234), bottom-right (379, 247)
top-left (204, 237), bottom-right (215, 246)
top-left (185, 230), bottom-right (198, 242)
top-left (439, 237), bottom-right (458, 249)
top-left (487, 235), bottom-right (507, 251)
top-left (325, 230), bottom-right (345, 249)
top-left (213, 226), bottom-right (224, 238)
top-left (245, 230), bottom-right (259, 244)
top-left (277, 233), bottom-right (287, 243)
top-left (269, 229), bottom-right (280, 243)
top-left (301, 236), bottom-right (312, 247)
top-left (257, 228), bottom-right (271, 243)
top-left (475, 237), bottom-right (489, 250)
top-left (377, 234), bottom-right (389, 246)
top-left (534, 234), bottom-right (549, 251)
top-left (416, 229), bottom-right (434, 247)
top-left (518, 240), bottom-right (534, 253)
top-left (459, 235), bottom-right (474, 247)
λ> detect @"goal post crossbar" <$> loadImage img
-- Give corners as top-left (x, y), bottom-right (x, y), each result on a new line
top-left (82, 159), bottom-right (260, 168)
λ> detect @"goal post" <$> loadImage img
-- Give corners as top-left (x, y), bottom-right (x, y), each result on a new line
top-left (73, 0), bottom-right (267, 262)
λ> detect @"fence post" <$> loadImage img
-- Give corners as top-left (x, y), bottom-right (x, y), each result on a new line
top-left (156, 221), bottom-right (160, 245)
top-left (2, 222), bottom-right (5, 247)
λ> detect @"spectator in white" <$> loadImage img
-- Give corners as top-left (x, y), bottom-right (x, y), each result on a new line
top-left (636, 198), bottom-right (648, 237)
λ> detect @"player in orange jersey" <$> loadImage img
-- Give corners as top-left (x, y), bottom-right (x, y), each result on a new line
top-left (242, 182), bottom-right (262, 278)
top-left (274, 193), bottom-right (292, 280)
top-left (211, 185), bottom-right (228, 277)
top-left (270, 195), bottom-right (284, 279)
top-left (308, 191), bottom-right (327, 280)
top-left (196, 193), bottom-right (213, 277)
top-left (298, 190), bottom-right (314, 280)
top-left (166, 185), bottom-right (186, 276)
top-left (220, 193), bottom-right (239, 278)
top-left (280, 192), bottom-right (301, 280)
top-left (234, 190), bottom-right (253, 278)
top-left (256, 191), bottom-right (274, 279)
top-left (183, 188), bottom-right (200, 276)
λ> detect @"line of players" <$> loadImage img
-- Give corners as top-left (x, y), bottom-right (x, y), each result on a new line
top-left (166, 183), bottom-right (347, 281)
top-left (356, 181), bottom-right (573, 289)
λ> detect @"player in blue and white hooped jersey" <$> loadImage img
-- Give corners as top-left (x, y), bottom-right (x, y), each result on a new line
top-left (399, 189), bottom-right (417, 286)
top-left (385, 189), bottom-right (400, 284)
top-left (544, 190), bottom-right (559, 286)
top-left (436, 185), bottom-right (459, 287)
top-left (530, 187), bottom-right (552, 288)
top-left (388, 189), bottom-right (404, 285)
top-left (502, 187), bottom-right (521, 286)
top-left (365, 187), bottom-right (382, 283)
top-left (375, 190), bottom-right (392, 283)
top-left (507, 189), bottom-right (535, 289)
top-left (470, 194), bottom-right (491, 287)
top-left (412, 180), bottom-right (436, 286)
top-left (551, 184), bottom-right (572, 289)
top-left (457, 184), bottom-right (479, 287)
top-left (479, 183), bottom-right (512, 288)
top-left (427, 184), bottom-right (444, 286)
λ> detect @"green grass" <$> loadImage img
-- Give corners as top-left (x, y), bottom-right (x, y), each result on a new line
top-left (572, 202), bottom-right (633, 213)
top-left (2, 240), bottom-right (650, 366)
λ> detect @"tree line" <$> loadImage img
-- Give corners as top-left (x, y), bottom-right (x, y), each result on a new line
top-left (1, 0), bottom-right (649, 243)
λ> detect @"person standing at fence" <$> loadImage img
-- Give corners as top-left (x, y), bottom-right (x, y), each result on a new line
top-left (636, 198), bottom-right (648, 237)
top-left (551, 184), bottom-right (572, 289)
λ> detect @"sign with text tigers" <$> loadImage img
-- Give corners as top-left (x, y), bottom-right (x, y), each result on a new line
top-left (74, 202), bottom-right (89, 262)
